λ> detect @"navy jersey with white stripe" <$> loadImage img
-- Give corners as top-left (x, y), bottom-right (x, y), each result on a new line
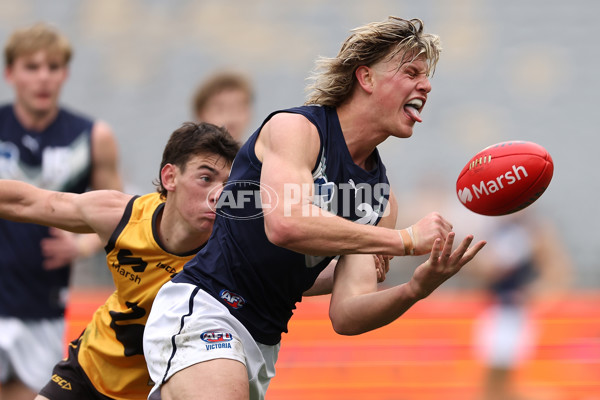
top-left (0, 104), bottom-right (93, 319)
top-left (173, 105), bottom-right (390, 345)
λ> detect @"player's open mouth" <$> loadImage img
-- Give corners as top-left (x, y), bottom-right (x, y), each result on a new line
top-left (404, 98), bottom-right (424, 123)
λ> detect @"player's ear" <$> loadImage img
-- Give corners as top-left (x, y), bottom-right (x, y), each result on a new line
top-left (4, 66), bottom-right (14, 84)
top-left (161, 163), bottom-right (177, 192)
top-left (355, 66), bottom-right (374, 94)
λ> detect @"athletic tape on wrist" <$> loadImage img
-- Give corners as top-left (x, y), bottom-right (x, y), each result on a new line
top-left (399, 227), bottom-right (415, 255)
top-left (407, 226), bottom-right (416, 249)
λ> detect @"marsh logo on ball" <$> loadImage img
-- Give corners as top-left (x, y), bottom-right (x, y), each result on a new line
top-left (458, 164), bottom-right (529, 204)
top-left (457, 187), bottom-right (473, 203)
top-left (456, 141), bottom-right (554, 216)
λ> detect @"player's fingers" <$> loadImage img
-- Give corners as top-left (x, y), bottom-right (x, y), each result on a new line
top-left (441, 217), bottom-right (453, 233)
top-left (425, 213), bottom-right (452, 239)
top-left (449, 235), bottom-right (473, 262)
top-left (429, 238), bottom-right (443, 263)
top-left (441, 232), bottom-right (455, 256)
top-left (40, 238), bottom-right (58, 254)
top-left (436, 232), bottom-right (456, 270)
top-left (380, 255), bottom-right (389, 280)
top-left (459, 240), bottom-right (487, 267)
top-left (42, 256), bottom-right (63, 270)
top-left (374, 255), bottom-right (383, 282)
top-left (383, 256), bottom-right (390, 274)
top-left (48, 226), bottom-right (67, 238)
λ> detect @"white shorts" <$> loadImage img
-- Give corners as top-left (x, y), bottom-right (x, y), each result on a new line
top-left (0, 316), bottom-right (64, 391)
top-left (473, 303), bottom-right (536, 368)
top-left (143, 281), bottom-right (280, 400)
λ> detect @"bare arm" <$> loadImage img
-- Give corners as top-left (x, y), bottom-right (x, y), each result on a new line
top-left (90, 120), bottom-right (122, 191)
top-left (303, 253), bottom-right (392, 297)
top-left (303, 259), bottom-right (338, 297)
top-left (0, 179), bottom-right (131, 245)
top-left (303, 190), bottom-right (398, 296)
top-left (329, 233), bottom-right (486, 335)
top-left (256, 113), bottom-right (451, 257)
top-left (40, 120), bottom-right (124, 268)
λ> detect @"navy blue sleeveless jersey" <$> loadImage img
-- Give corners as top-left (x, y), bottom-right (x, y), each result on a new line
top-left (487, 221), bottom-right (538, 306)
top-left (0, 104), bottom-right (94, 319)
top-left (173, 105), bottom-right (390, 345)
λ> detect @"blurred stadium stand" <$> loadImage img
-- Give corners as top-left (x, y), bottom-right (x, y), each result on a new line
top-left (1, 0), bottom-right (596, 287)
top-left (0, 0), bottom-right (597, 286)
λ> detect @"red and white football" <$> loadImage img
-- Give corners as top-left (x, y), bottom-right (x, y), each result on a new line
top-left (456, 141), bottom-right (554, 216)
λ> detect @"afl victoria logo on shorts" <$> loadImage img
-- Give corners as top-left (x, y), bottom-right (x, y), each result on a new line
top-left (201, 330), bottom-right (234, 351)
top-left (200, 331), bottom-right (233, 343)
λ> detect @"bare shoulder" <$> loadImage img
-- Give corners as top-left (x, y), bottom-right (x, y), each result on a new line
top-left (267, 111), bottom-right (315, 129)
top-left (78, 190), bottom-right (134, 239)
top-left (90, 119), bottom-right (122, 190)
top-left (91, 119), bottom-right (116, 140)
top-left (85, 188), bottom-right (132, 203)
top-left (90, 119), bottom-right (119, 156)
top-left (256, 112), bottom-right (321, 163)
top-left (78, 190), bottom-right (132, 217)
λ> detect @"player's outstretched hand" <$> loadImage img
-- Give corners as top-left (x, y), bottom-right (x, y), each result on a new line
top-left (407, 232), bottom-right (486, 300)
top-left (410, 212), bottom-right (453, 255)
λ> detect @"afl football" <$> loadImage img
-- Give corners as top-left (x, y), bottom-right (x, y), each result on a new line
top-left (456, 141), bottom-right (554, 216)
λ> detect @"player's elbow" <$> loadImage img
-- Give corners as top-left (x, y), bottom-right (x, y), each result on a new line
top-left (263, 214), bottom-right (301, 248)
top-left (331, 319), bottom-right (361, 336)
top-left (329, 309), bottom-right (361, 336)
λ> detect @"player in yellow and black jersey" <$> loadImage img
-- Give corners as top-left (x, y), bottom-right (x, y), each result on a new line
top-left (0, 122), bottom-right (238, 400)
top-left (0, 120), bottom-right (385, 400)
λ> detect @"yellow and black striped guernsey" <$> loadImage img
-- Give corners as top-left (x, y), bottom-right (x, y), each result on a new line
top-left (76, 192), bottom-right (202, 400)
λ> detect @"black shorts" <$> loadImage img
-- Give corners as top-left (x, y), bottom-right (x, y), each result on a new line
top-left (38, 335), bottom-right (114, 400)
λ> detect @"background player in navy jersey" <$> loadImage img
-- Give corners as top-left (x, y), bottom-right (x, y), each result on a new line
top-left (0, 22), bottom-right (122, 400)
top-left (143, 16), bottom-right (486, 400)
